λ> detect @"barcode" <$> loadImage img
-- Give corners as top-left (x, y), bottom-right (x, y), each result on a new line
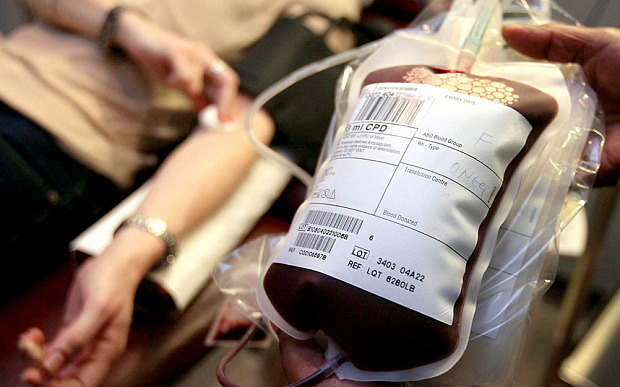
top-left (294, 232), bottom-right (336, 253)
top-left (304, 210), bottom-right (363, 234)
top-left (352, 94), bottom-right (425, 126)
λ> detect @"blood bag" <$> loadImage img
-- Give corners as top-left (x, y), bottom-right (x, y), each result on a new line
top-left (230, 0), bottom-right (602, 383)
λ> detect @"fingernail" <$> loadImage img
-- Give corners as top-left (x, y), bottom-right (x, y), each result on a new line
top-left (43, 351), bottom-right (65, 374)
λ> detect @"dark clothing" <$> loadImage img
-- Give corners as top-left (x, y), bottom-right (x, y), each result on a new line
top-left (0, 101), bottom-right (127, 301)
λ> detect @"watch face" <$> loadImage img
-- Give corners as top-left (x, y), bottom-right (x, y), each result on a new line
top-left (146, 218), bottom-right (167, 236)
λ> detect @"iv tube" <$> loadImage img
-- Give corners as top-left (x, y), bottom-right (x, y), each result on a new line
top-left (454, 0), bottom-right (498, 72)
top-left (244, 40), bottom-right (386, 188)
top-left (243, 0), bottom-right (497, 185)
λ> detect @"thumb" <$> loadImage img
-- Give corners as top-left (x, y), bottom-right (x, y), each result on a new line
top-left (502, 24), bottom-right (618, 65)
top-left (42, 312), bottom-right (102, 374)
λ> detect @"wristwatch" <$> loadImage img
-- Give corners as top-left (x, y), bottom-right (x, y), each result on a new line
top-left (116, 213), bottom-right (178, 268)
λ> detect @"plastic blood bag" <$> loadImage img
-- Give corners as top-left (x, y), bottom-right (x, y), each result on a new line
top-left (259, 60), bottom-right (558, 371)
top-left (251, 2), bottom-right (596, 383)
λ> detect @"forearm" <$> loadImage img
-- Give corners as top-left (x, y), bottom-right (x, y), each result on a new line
top-left (26, 0), bottom-right (138, 53)
top-left (26, 0), bottom-right (115, 38)
top-left (110, 96), bottom-right (275, 280)
top-left (26, 0), bottom-right (149, 53)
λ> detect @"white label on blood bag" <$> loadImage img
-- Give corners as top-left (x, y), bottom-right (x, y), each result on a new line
top-left (274, 83), bottom-right (532, 325)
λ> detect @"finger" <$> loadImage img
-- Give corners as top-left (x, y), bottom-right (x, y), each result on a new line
top-left (18, 328), bottom-right (46, 362)
top-left (20, 327), bottom-right (46, 343)
top-left (502, 24), bottom-right (620, 117)
top-left (19, 327), bottom-right (47, 348)
top-left (160, 43), bottom-right (205, 97)
top-left (21, 367), bottom-right (45, 386)
top-left (166, 54), bottom-right (204, 97)
top-left (24, 364), bottom-right (86, 387)
top-left (502, 24), bottom-right (619, 65)
top-left (57, 340), bottom-right (123, 387)
top-left (41, 312), bottom-right (104, 375)
top-left (206, 61), bottom-right (239, 122)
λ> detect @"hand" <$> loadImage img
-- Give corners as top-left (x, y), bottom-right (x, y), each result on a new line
top-left (20, 255), bottom-right (138, 386)
top-left (502, 24), bottom-right (620, 187)
top-left (277, 329), bottom-right (393, 387)
top-left (116, 11), bottom-right (240, 119)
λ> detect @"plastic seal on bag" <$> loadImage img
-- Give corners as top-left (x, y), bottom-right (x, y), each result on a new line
top-left (213, 234), bottom-right (286, 334)
top-left (215, 0), bottom-right (603, 385)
